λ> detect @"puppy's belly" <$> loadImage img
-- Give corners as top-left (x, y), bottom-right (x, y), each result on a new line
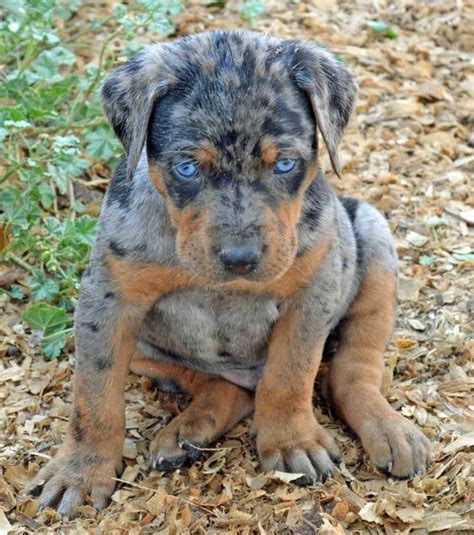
top-left (138, 288), bottom-right (280, 390)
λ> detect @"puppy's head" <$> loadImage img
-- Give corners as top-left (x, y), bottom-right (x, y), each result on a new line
top-left (102, 31), bottom-right (357, 283)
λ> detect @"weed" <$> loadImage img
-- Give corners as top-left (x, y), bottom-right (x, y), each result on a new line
top-left (0, 0), bottom-right (182, 358)
top-left (237, 0), bottom-right (265, 23)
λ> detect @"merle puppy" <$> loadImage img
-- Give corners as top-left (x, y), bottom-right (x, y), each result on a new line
top-left (28, 30), bottom-right (431, 516)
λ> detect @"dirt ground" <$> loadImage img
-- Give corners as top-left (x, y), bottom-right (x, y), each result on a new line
top-left (1, 0), bottom-right (473, 533)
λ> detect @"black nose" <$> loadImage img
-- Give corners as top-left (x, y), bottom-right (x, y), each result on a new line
top-left (219, 245), bottom-right (261, 274)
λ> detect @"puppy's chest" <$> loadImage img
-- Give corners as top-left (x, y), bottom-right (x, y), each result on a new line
top-left (138, 289), bottom-right (280, 388)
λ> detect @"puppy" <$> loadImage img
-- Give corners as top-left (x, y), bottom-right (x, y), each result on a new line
top-left (28, 30), bottom-right (431, 516)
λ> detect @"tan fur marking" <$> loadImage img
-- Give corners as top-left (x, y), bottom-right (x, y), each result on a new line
top-left (261, 138), bottom-right (279, 165)
top-left (328, 265), bottom-right (431, 476)
top-left (226, 235), bottom-right (330, 297)
top-left (174, 207), bottom-right (206, 251)
top-left (148, 161), bottom-right (167, 197)
top-left (254, 312), bottom-right (339, 467)
top-left (71, 315), bottom-right (139, 458)
top-left (108, 256), bottom-right (192, 307)
top-left (131, 352), bottom-right (254, 453)
top-left (194, 143), bottom-right (217, 168)
top-left (330, 265), bottom-right (396, 417)
top-left (130, 356), bottom-right (206, 395)
top-left (302, 159), bottom-right (318, 191)
top-left (259, 328), bottom-right (325, 413)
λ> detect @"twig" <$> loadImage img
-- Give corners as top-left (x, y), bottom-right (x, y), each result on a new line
top-left (0, 163), bottom-right (23, 183)
top-left (5, 253), bottom-right (35, 274)
top-left (68, 179), bottom-right (76, 219)
top-left (28, 452), bottom-right (52, 460)
top-left (184, 442), bottom-right (244, 452)
top-left (63, 16), bottom-right (117, 43)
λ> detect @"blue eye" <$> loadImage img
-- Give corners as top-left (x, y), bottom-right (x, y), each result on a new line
top-left (274, 158), bottom-right (296, 174)
top-left (173, 161), bottom-right (198, 179)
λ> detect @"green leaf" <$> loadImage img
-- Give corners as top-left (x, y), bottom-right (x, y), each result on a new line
top-left (52, 135), bottom-right (80, 152)
top-left (22, 303), bottom-right (70, 333)
top-left (23, 303), bottom-right (72, 359)
top-left (29, 46), bottom-right (76, 82)
top-left (38, 182), bottom-right (55, 209)
top-left (74, 215), bottom-right (97, 246)
top-left (367, 21), bottom-right (397, 39)
top-left (3, 119), bottom-right (32, 129)
top-left (9, 284), bottom-right (25, 300)
top-left (41, 330), bottom-right (68, 359)
top-left (46, 163), bottom-right (68, 194)
top-left (85, 127), bottom-right (121, 161)
top-left (28, 271), bottom-right (60, 302)
top-left (203, 0), bottom-right (226, 6)
top-left (53, 0), bottom-right (83, 20)
top-left (1, 202), bottom-right (29, 234)
top-left (43, 217), bottom-right (63, 238)
top-left (0, 0), bottom-right (26, 17)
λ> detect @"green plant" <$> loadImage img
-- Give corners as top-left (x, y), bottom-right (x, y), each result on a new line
top-left (237, 0), bottom-right (264, 23)
top-left (366, 21), bottom-right (397, 39)
top-left (0, 0), bottom-right (182, 358)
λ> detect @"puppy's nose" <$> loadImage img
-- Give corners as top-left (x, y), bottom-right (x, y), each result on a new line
top-left (219, 245), bottom-right (261, 274)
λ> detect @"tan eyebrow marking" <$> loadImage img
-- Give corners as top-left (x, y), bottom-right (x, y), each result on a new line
top-left (194, 143), bottom-right (217, 167)
top-left (260, 138), bottom-right (279, 165)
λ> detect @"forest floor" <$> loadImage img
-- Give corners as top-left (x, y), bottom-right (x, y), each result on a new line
top-left (1, 0), bottom-right (473, 533)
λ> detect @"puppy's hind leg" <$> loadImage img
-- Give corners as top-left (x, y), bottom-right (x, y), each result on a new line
top-left (329, 204), bottom-right (431, 478)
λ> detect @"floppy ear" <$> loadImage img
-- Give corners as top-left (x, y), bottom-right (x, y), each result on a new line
top-left (290, 43), bottom-right (357, 179)
top-left (101, 46), bottom-right (169, 181)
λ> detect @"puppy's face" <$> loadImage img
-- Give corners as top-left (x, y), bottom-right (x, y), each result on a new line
top-left (102, 32), bottom-right (357, 283)
top-left (147, 51), bottom-right (316, 283)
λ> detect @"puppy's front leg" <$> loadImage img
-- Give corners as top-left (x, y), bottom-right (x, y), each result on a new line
top-left (27, 264), bottom-right (141, 515)
top-left (254, 300), bottom-right (340, 484)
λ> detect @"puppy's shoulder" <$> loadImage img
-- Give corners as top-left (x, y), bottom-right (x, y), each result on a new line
top-left (95, 153), bottom-right (175, 265)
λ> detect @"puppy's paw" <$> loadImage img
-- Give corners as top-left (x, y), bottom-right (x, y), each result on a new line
top-left (149, 410), bottom-right (217, 472)
top-left (26, 440), bottom-right (122, 516)
top-left (256, 417), bottom-right (341, 485)
top-left (361, 413), bottom-right (431, 478)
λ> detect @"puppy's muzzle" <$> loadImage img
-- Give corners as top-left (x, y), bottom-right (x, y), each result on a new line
top-left (218, 243), bottom-right (262, 275)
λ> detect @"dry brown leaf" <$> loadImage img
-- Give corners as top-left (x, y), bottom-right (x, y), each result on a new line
top-left (443, 432), bottom-right (474, 454)
top-left (0, 364), bottom-right (23, 383)
top-left (394, 506), bottom-right (424, 523)
top-left (398, 276), bottom-right (424, 301)
top-left (268, 471), bottom-right (309, 485)
top-left (0, 509), bottom-right (12, 535)
top-left (331, 501), bottom-right (350, 521)
top-left (424, 511), bottom-right (468, 532)
top-left (358, 502), bottom-right (384, 524)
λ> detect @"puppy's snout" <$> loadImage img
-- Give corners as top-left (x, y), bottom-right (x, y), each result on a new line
top-left (218, 244), bottom-right (261, 275)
